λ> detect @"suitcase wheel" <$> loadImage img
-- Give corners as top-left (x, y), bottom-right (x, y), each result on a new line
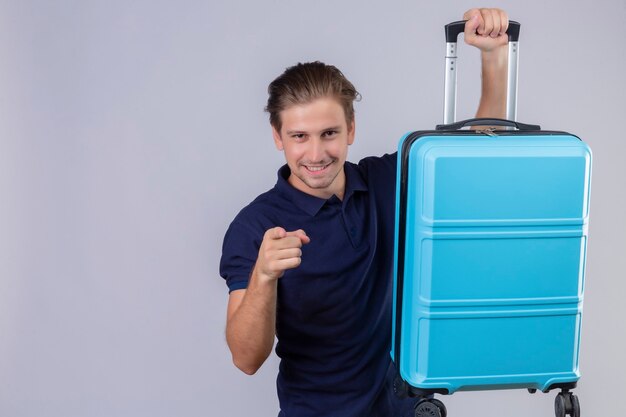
top-left (554, 391), bottom-right (580, 417)
top-left (414, 398), bottom-right (447, 417)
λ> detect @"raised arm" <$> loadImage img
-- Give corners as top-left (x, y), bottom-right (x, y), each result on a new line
top-left (225, 227), bottom-right (309, 375)
top-left (463, 8), bottom-right (510, 119)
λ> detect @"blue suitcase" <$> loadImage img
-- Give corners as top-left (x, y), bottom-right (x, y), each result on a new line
top-left (391, 21), bottom-right (591, 417)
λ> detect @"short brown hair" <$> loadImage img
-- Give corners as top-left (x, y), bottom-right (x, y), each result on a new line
top-left (265, 61), bottom-right (361, 131)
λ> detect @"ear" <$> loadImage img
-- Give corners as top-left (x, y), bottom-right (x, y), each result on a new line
top-left (347, 119), bottom-right (356, 146)
top-left (272, 126), bottom-right (284, 151)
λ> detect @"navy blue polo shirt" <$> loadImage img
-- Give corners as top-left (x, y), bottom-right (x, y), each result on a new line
top-left (220, 153), bottom-right (417, 417)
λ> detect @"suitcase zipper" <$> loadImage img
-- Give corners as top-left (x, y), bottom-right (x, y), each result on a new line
top-left (476, 128), bottom-right (498, 137)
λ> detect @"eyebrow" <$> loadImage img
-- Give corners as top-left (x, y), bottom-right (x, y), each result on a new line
top-left (285, 126), bottom-right (343, 135)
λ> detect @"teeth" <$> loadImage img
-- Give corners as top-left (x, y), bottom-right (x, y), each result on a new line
top-left (307, 166), bottom-right (325, 171)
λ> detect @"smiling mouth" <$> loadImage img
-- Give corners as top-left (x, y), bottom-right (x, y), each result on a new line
top-left (304, 162), bottom-right (332, 173)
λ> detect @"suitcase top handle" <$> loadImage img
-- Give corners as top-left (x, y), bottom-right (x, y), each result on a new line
top-left (436, 117), bottom-right (540, 131)
top-left (445, 20), bottom-right (520, 43)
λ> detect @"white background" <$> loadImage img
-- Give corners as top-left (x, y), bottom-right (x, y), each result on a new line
top-left (1, 1), bottom-right (625, 416)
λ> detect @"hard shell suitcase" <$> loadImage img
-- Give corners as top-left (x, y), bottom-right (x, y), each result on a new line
top-left (391, 21), bottom-right (591, 417)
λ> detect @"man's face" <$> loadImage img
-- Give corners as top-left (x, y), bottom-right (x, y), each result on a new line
top-left (272, 97), bottom-right (355, 200)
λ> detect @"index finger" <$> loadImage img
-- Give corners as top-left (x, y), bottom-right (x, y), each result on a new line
top-left (466, 16), bottom-right (480, 38)
top-left (463, 9), bottom-right (484, 37)
top-left (285, 229), bottom-right (311, 244)
top-left (265, 227), bottom-right (287, 240)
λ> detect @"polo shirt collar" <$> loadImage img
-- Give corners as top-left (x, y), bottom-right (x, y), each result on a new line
top-left (275, 162), bottom-right (368, 216)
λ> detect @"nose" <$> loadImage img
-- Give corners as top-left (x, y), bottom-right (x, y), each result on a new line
top-left (308, 137), bottom-right (325, 162)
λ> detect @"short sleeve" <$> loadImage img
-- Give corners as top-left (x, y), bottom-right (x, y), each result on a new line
top-left (219, 220), bottom-right (263, 293)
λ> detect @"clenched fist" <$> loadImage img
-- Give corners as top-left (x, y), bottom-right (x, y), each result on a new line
top-left (463, 8), bottom-right (509, 52)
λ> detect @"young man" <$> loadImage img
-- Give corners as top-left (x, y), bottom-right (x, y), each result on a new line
top-left (220, 8), bottom-right (510, 417)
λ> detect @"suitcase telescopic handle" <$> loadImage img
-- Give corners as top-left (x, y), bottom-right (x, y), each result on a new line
top-left (445, 20), bottom-right (520, 43)
top-left (443, 20), bottom-right (521, 125)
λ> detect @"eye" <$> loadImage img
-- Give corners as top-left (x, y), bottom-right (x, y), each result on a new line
top-left (322, 130), bottom-right (338, 138)
top-left (291, 133), bottom-right (306, 141)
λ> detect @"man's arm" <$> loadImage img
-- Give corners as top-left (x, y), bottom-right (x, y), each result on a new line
top-left (464, 8), bottom-right (509, 119)
top-left (225, 227), bottom-right (309, 375)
